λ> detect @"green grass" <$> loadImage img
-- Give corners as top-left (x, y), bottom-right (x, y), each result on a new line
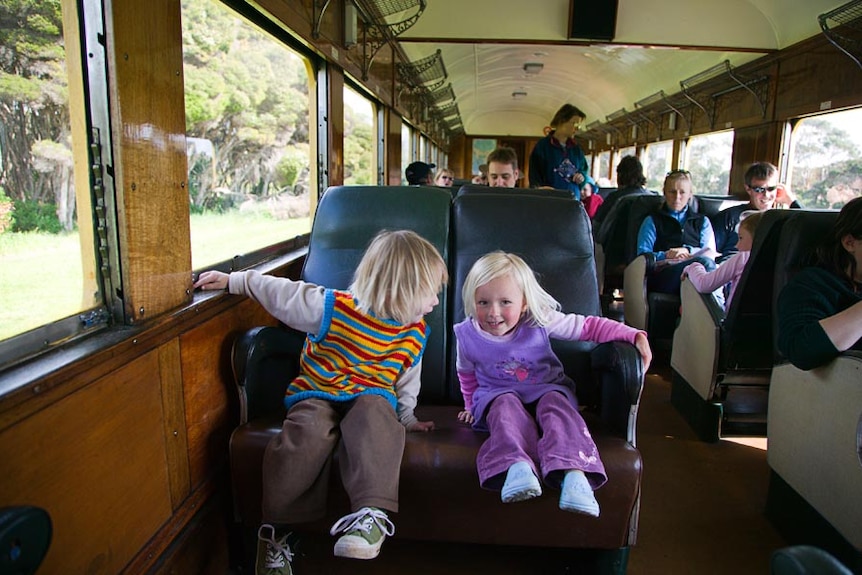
top-left (0, 212), bottom-right (310, 342)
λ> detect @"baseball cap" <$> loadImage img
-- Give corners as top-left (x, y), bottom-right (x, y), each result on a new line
top-left (405, 161), bottom-right (436, 185)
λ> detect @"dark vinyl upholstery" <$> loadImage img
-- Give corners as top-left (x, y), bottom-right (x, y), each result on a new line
top-left (301, 185), bottom-right (453, 402)
top-left (228, 186), bottom-right (646, 569)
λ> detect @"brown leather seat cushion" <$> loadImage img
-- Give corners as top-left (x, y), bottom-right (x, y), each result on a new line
top-left (230, 405), bottom-right (641, 550)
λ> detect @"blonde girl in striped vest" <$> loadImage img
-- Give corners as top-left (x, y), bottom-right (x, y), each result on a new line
top-left (194, 230), bottom-right (448, 574)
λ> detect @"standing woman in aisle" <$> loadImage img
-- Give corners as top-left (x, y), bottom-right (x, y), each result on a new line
top-left (528, 104), bottom-right (590, 199)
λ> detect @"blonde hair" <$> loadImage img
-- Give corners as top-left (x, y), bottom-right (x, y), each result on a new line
top-left (461, 252), bottom-right (560, 327)
top-left (350, 230), bottom-right (448, 325)
top-left (738, 210), bottom-right (764, 236)
top-left (663, 169), bottom-right (693, 193)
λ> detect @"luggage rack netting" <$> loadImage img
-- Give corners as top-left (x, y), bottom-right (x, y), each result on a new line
top-left (819, 0), bottom-right (862, 71)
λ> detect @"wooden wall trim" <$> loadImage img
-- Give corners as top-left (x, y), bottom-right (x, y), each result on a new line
top-left (106, 0), bottom-right (192, 324)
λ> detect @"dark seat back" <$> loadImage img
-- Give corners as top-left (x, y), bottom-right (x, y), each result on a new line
top-left (301, 185), bottom-right (453, 403)
top-left (771, 210), bottom-right (840, 363)
top-left (595, 193), bottom-right (662, 270)
top-left (451, 192), bottom-right (601, 404)
top-left (691, 195), bottom-right (748, 218)
top-left (456, 183), bottom-right (573, 199)
top-left (719, 209), bottom-right (797, 369)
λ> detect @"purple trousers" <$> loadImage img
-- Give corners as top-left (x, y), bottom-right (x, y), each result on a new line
top-left (477, 391), bottom-right (607, 491)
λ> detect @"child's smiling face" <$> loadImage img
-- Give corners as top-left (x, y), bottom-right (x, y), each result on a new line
top-left (474, 274), bottom-right (526, 336)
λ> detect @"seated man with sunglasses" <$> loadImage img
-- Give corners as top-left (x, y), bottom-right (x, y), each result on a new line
top-left (712, 162), bottom-right (802, 261)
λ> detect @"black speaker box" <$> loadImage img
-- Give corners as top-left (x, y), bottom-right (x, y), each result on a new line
top-left (569, 0), bottom-right (618, 41)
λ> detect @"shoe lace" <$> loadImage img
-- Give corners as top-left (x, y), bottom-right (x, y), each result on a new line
top-left (329, 507), bottom-right (395, 537)
top-left (258, 524), bottom-right (293, 568)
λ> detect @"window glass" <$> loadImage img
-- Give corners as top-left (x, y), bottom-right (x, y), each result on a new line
top-left (182, 0), bottom-right (312, 270)
top-left (643, 141), bottom-right (674, 191)
top-left (343, 85), bottom-right (375, 185)
top-left (787, 108), bottom-right (862, 208)
top-left (597, 151), bottom-right (611, 184)
top-left (0, 1), bottom-right (100, 346)
top-left (683, 131), bottom-right (733, 195)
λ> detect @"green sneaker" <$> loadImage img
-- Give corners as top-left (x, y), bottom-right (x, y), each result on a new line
top-left (256, 524), bottom-right (293, 575)
top-left (329, 507), bottom-right (395, 560)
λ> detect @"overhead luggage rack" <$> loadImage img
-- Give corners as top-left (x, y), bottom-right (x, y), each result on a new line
top-left (341, 0), bottom-right (427, 79)
top-left (397, 48), bottom-right (448, 92)
top-left (819, 0), bottom-right (862, 71)
top-left (680, 60), bottom-right (769, 129)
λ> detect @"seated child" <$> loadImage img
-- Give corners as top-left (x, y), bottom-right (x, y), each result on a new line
top-left (682, 211), bottom-right (763, 310)
top-left (194, 230), bottom-right (447, 574)
top-left (581, 176), bottom-right (604, 219)
top-left (454, 252), bottom-right (651, 517)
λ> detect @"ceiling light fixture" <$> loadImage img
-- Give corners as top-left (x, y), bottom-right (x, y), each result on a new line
top-left (523, 62), bottom-right (544, 75)
top-left (512, 90), bottom-right (527, 99)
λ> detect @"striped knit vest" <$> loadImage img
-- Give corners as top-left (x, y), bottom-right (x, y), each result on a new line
top-left (285, 290), bottom-right (429, 411)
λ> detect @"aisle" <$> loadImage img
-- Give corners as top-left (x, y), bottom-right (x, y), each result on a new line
top-left (627, 365), bottom-right (786, 574)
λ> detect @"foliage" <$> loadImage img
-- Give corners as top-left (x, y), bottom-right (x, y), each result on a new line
top-left (343, 103), bottom-right (374, 185)
top-left (0, 188), bottom-right (12, 233)
top-left (11, 199), bottom-right (61, 233)
top-left (791, 119), bottom-right (861, 208)
top-left (0, 0), bottom-right (71, 227)
top-left (181, 0), bottom-right (311, 207)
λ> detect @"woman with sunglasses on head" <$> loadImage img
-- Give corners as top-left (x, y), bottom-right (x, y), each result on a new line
top-left (712, 162), bottom-right (802, 261)
top-left (636, 169), bottom-right (718, 295)
top-left (777, 196), bottom-right (862, 370)
top-left (528, 103), bottom-right (590, 200)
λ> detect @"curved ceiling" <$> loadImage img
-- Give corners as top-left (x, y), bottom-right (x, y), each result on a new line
top-left (395, 0), bottom-right (847, 136)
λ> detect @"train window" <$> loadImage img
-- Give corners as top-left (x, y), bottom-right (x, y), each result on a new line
top-left (181, 0), bottom-right (313, 270)
top-left (596, 151), bottom-right (611, 183)
top-left (343, 85), bottom-right (375, 185)
top-left (643, 141), bottom-right (674, 191)
top-left (786, 108), bottom-right (862, 208)
top-left (0, 0), bottom-right (106, 363)
top-left (683, 131), bottom-right (733, 195)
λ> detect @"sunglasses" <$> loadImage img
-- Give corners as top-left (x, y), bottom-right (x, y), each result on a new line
top-left (750, 185), bottom-right (778, 194)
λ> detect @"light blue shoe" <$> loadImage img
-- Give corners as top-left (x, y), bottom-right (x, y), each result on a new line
top-left (501, 461), bottom-right (542, 503)
top-left (559, 470), bottom-right (600, 516)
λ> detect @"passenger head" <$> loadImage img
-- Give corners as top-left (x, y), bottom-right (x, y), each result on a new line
top-left (350, 230), bottom-right (448, 325)
top-left (735, 211), bottom-right (764, 252)
top-left (616, 155), bottom-right (647, 188)
top-left (581, 176), bottom-right (595, 197)
top-left (549, 103), bottom-right (586, 141)
top-left (818, 196), bottom-right (862, 285)
top-left (744, 162), bottom-right (779, 211)
top-left (434, 168), bottom-right (454, 187)
top-left (405, 161), bottom-right (436, 185)
top-left (663, 169), bottom-right (693, 212)
top-left (461, 252), bottom-right (561, 332)
top-left (486, 147), bottom-right (520, 187)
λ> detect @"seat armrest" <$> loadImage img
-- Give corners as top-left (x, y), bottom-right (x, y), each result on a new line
top-left (623, 254), bottom-right (653, 331)
top-left (670, 279), bottom-right (724, 401)
top-left (767, 352), bottom-right (862, 550)
top-left (590, 341), bottom-right (645, 444)
top-left (231, 326), bottom-right (305, 424)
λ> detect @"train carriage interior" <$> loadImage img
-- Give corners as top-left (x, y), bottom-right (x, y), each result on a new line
top-left (1, 0), bottom-right (861, 573)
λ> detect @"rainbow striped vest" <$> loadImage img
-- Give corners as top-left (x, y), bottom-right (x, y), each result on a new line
top-left (285, 290), bottom-right (429, 411)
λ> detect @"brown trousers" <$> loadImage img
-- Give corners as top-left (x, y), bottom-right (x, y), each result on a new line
top-left (261, 394), bottom-right (405, 525)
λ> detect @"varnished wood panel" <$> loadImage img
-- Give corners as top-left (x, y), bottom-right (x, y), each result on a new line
top-left (180, 298), bottom-right (275, 487)
top-left (387, 109), bottom-right (403, 185)
top-left (0, 351), bottom-right (172, 574)
top-left (328, 66), bottom-right (346, 187)
top-left (108, 0), bottom-right (192, 324)
top-left (159, 339), bottom-right (191, 509)
top-left (730, 124), bottom-right (779, 195)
